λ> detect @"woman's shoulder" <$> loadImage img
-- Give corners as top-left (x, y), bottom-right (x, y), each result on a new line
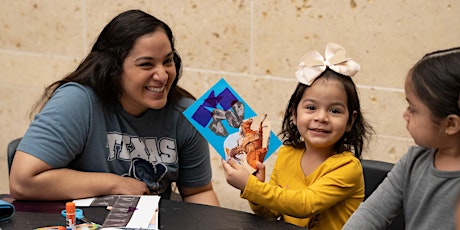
top-left (54, 82), bottom-right (96, 99)
top-left (173, 97), bottom-right (195, 112)
top-left (46, 82), bottom-right (101, 114)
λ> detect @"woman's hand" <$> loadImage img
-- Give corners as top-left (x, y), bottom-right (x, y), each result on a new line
top-left (112, 176), bottom-right (150, 195)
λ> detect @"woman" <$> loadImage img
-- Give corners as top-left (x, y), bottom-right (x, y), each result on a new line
top-left (9, 10), bottom-right (219, 206)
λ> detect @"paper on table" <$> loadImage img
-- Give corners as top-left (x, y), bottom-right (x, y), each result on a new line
top-left (73, 195), bottom-right (160, 230)
top-left (125, 196), bottom-right (160, 229)
top-left (72, 198), bottom-right (94, 207)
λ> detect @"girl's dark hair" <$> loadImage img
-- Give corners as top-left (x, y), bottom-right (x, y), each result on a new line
top-left (408, 47), bottom-right (460, 121)
top-left (279, 68), bottom-right (373, 159)
top-left (31, 9), bottom-right (194, 116)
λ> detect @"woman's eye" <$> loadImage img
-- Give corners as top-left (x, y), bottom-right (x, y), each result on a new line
top-left (139, 62), bottom-right (152, 67)
top-left (163, 57), bottom-right (174, 66)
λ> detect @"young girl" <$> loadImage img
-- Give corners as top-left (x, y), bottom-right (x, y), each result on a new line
top-left (222, 43), bottom-right (373, 229)
top-left (343, 47), bottom-right (460, 229)
top-left (457, 192), bottom-right (460, 230)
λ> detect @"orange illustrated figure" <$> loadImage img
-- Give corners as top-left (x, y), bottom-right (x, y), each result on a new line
top-left (229, 114), bottom-right (268, 169)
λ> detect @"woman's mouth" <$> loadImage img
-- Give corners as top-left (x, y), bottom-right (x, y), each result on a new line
top-left (146, 86), bottom-right (165, 93)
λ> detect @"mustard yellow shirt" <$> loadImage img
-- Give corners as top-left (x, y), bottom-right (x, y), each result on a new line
top-left (241, 145), bottom-right (364, 229)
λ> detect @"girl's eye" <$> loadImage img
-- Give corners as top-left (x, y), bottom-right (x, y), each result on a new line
top-left (306, 105), bottom-right (316, 111)
top-left (330, 108), bottom-right (342, 114)
top-left (406, 106), bottom-right (415, 113)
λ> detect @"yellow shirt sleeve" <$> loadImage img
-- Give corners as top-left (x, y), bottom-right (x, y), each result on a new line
top-left (242, 145), bottom-right (364, 229)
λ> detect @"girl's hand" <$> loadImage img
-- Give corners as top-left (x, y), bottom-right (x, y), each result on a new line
top-left (221, 158), bottom-right (250, 191)
top-left (253, 161), bottom-right (266, 182)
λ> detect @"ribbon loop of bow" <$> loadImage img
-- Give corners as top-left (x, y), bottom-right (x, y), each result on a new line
top-left (295, 42), bottom-right (361, 85)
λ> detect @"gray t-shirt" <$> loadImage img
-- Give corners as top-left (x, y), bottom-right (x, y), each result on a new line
top-left (343, 146), bottom-right (460, 230)
top-left (18, 82), bottom-right (212, 199)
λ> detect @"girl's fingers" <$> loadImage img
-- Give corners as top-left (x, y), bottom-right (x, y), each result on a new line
top-left (221, 159), bottom-right (231, 171)
top-left (226, 157), bottom-right (240, 168)
top-left (256, 161), bottom-right (265, 170)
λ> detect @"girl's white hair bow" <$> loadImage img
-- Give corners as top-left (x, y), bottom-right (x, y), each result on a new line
top-left (295, 42), bottom-right (361, 85)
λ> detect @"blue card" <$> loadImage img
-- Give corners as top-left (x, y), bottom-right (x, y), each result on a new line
top-left (183, 78), bottom-right (282, 171)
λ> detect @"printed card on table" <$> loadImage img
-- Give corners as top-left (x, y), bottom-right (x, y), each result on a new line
top-left (183, 78), bottom-right (282, 172)
top-left (73, 195), bottom-right (160, 229)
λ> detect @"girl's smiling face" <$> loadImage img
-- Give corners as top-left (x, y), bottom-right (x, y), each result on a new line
top-left (294, 78), bottom-right (354, 153)
top-left (119, 30), bottom-right (176, 117)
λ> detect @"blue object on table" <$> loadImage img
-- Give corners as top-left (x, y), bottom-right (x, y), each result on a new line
top-left (0, 200), bottom-right (15, 221)
top-left (61, 208), bottom-right (84, 220)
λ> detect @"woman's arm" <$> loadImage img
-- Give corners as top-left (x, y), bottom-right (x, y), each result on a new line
top-left (179, 182), bottom-right (219, 206)
top-left (9, 151), bottom-right (150, 200)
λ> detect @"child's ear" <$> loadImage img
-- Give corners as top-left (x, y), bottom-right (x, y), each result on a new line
top-left (290, 108), bottom-right (298, 126)
top-left (346, 111), bottom-right (358, 132)
top-left (444, 114), bottom-right (460, 136)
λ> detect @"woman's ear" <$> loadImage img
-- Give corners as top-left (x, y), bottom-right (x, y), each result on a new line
top-left (444, 114), bottom-right (460, 136)
top-left (346, 111), bottom-right (358, 132)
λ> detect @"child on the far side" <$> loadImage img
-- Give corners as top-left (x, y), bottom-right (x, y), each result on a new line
top-left (457, 191), bottom-right (460, 230)
top-left (343, 47), bottom-right (460, 230)
top-left (222, 43), bottom-right (373, 229)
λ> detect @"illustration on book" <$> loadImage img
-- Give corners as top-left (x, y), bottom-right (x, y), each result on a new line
top-left (183, 78), bottom-right (282, 171)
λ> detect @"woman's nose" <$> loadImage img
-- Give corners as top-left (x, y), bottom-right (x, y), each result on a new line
top-left (152, 66), bottom-right (168, 82)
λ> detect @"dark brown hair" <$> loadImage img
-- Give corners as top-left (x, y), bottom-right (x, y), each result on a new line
top-left (31, 9), bottom-right (194, 116)
top-left (279, 68), bottom-right (373, 159)
top-left (408, 47), bottom-right (460, 121)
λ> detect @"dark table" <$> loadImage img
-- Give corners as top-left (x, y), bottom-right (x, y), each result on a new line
top-left (0, 195), bottom-right (303, 229)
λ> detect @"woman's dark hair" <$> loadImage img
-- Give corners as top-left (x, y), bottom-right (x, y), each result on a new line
top-left (31, 9), bottom-right (193, 116)
top-left (279, 68), bottom-right (373, 159)
top-left (408, 47), bottom-right (460, 121)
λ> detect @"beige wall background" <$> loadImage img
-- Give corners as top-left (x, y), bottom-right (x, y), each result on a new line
top-left (0, 0), bottom-right (458, 212)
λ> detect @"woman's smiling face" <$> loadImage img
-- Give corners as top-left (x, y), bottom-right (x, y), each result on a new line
top-left (119, 30), bottom-right (176, 117)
